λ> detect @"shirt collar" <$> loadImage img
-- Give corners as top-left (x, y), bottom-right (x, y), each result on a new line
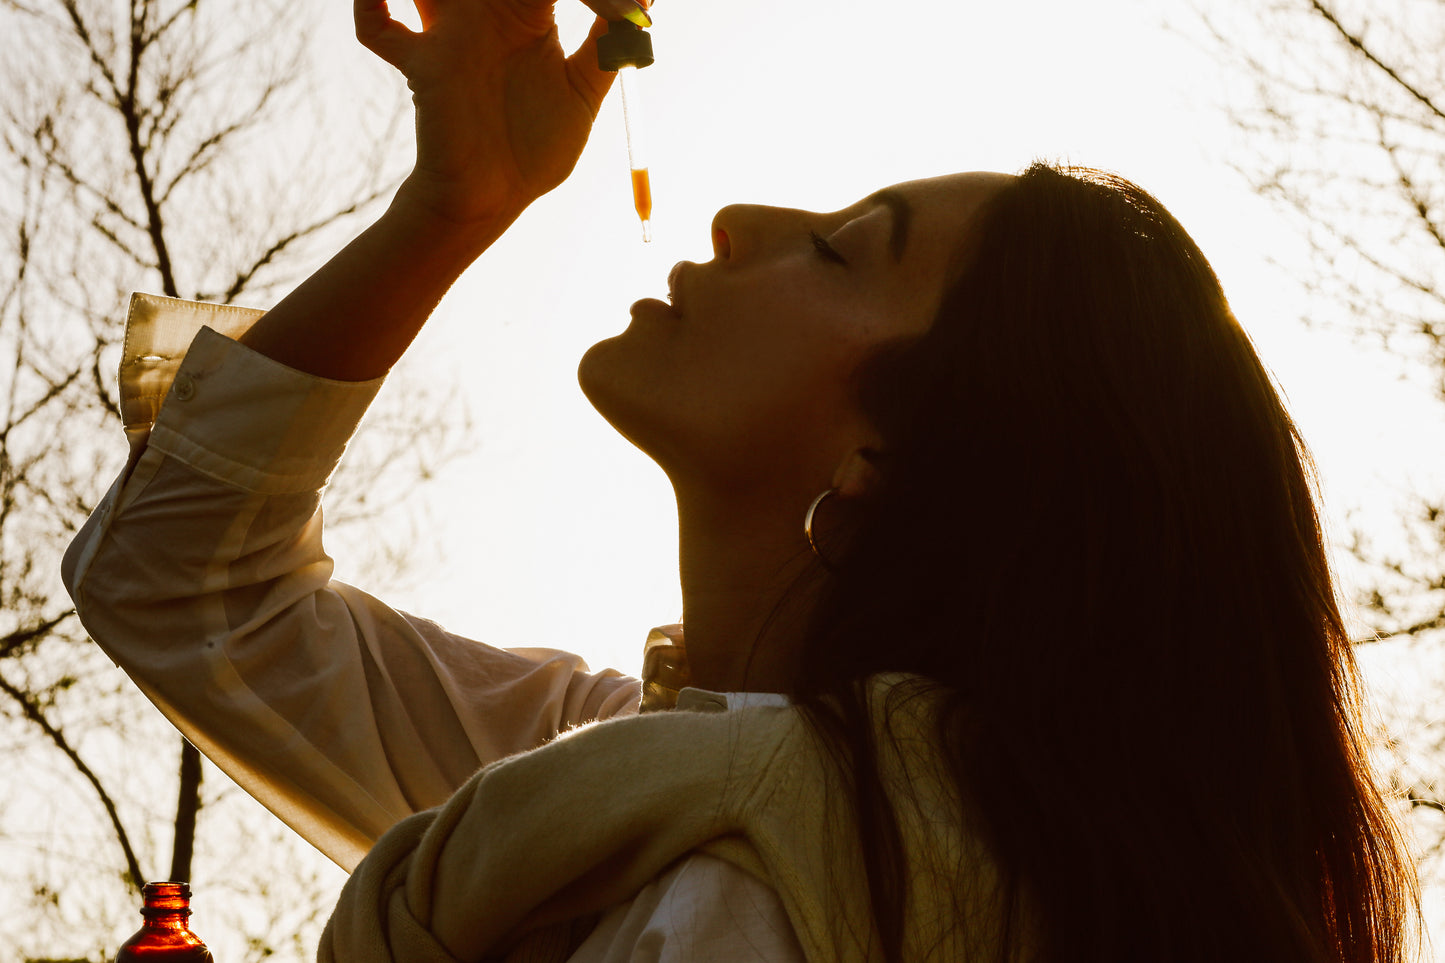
top-left (639, 624), bottom-right (792, 714)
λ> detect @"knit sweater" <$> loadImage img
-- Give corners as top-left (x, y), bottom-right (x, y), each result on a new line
top-left (319, 673), bottom-right (1016, 963)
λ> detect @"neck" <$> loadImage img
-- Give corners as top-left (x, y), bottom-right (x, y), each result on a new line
top-left (674, 485), bottom-right (824, 694)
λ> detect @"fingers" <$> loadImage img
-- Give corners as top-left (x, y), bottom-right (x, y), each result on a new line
top-left (578, 0), bottom-right (652, 28)
top-left (564, 15), bottom-right (620, 117)
top-left (355, 0), bottom-right (419, 69)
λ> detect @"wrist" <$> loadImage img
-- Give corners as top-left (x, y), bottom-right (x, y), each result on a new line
top-left (389, 174), bottom-right (526, 258)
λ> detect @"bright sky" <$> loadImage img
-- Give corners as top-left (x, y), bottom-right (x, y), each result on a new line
top-left (314, 0), bottom-right (1444, 686)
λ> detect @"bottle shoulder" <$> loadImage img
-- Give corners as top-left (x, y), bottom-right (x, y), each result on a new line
top-left (115, 925), bottom-right (212, 961)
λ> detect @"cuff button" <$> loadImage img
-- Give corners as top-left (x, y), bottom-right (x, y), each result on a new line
top-left (173, 373), bottom-right (196, 401)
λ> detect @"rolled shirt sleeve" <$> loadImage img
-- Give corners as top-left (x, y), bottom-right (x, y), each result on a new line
top-left (63, 295), bottom-right (642, 872)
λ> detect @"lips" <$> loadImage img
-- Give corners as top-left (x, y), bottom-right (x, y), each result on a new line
top-left (667, 261), bottom-right (691, 316)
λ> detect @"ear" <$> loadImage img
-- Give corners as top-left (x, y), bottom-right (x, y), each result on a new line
top-left (831, 445), bottom-right (885, 499)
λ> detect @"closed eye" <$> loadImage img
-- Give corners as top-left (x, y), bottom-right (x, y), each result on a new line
top-left (809, 230), bottom-right (848, 266)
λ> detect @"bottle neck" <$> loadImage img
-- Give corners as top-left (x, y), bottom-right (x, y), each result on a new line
top-left (140, 908), bottom-right (193, 929)
top-left (139, 882), bottom-right (195, 929)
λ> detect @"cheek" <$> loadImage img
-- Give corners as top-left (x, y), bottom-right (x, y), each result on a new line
top-left (681, 303), bottom-right (882, 461)
top-left (694, 291), bottom-right (865, 405)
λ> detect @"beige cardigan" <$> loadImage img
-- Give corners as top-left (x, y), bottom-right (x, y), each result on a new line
top-left (319, 674), bottom-right (1014, 963)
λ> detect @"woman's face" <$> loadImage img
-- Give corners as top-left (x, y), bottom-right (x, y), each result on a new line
top-left (579, 171), bottom-right (1012, 501)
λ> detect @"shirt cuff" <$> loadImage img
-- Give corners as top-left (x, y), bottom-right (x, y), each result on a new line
top-left (120, 293), bottom-right (272, 435)
top-left (146, 323), bottom-right (385, 496)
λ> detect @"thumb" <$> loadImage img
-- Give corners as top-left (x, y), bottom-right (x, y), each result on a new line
top-left (564, 16), bottom-right (620, 119)
top-left (354, 0), bottom-right (420, 70)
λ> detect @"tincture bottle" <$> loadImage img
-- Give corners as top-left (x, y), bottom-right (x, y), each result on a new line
top-left (114, 881), bottom-right (214, 962)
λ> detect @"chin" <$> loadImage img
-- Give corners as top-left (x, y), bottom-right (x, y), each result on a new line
top-left (577, 333), bottom-right (623, 412)
top-left (577, 335), bottom-right (671, 464)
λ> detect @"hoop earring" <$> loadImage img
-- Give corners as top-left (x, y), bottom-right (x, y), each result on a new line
top-left (804, 487), bottom-right (840, 572)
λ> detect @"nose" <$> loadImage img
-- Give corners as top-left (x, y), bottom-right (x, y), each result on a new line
top-left (709, 205), bottom-right (749, 261)
top-left (709, 203), bottom-right (807, 263)
top-left (712, 225), bottom-right (731, 260)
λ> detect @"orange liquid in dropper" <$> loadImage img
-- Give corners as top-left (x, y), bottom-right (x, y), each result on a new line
top-left (631, 168), bottom-right (653, 224)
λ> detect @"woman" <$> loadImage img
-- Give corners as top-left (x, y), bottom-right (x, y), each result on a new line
top-left (63, 0), bottom-right (1420, 959)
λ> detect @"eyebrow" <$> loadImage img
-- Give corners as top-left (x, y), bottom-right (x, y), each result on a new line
top-left (864, 188), bottom-right (913, 262)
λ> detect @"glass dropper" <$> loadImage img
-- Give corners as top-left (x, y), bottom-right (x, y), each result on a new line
top-left (596, 18), bottom-right (656, 243)
top-left (618, 65), bottom-right (652, 242)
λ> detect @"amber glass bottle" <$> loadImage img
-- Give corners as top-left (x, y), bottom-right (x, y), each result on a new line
top-left (114, 882), bottom-right (214, 961)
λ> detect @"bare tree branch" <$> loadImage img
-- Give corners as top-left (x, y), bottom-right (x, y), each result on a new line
top-left (90, 351), bottom-right (120, 421)
top-left (157, 95), bottom-right (279, 206)
top-left (212, 185), bottom-right (393, 304)
top-left (168, 740), bottom-right (202, 882)
top-left (1308, 0), bottom-right (1445, 123)
top-left (1198, 0), bottom-right (1445, 909)
top-left (86, 214), bottom-right (158, 273)
top-left (0, 667), bottom-right (145, 893)
top-left (1378, 126), bottom-right (1445, 256)
top-left (0, 369), bottom-right (82, 447)
top-left (115, 0), bottom-right (178, 298)
top-left (0, 0), bottom-right (441, 955)
top-left (0, 612), bottom-right (72, 660)
top-left (28, 140), bottom-right (149, 237)
top-left (57, 0), bottom-right (123, 108)
top-left (140, 0), bottom-right (198, 49)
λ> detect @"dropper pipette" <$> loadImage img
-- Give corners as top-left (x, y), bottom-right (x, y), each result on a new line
top-left (618, 66), bottom-right (652, 242)
top-left (596, 18), bottom-right (656, 243)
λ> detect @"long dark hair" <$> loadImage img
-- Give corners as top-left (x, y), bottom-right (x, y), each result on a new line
top-left (788, 163), bottom-right (1419, 962)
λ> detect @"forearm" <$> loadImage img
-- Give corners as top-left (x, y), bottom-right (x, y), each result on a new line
top-left (239, 193), bottom-right (514, 381)
top-left (64, 322), bottom-right (643, 870)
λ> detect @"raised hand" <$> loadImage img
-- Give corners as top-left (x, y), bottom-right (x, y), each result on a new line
top-left (239, 0), bottom-right (650, 379)
top-left (356, 0), bottom-right (642, 227)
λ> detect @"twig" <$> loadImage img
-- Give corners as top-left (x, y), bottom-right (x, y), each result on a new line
top-left (0, 666), bottom-right (146, 893)
top-left (1309, 0), bottom-right (1445, 124)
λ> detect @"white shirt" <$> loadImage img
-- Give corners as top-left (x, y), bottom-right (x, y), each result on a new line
top-left (62, 294), bottom-right (805, 962)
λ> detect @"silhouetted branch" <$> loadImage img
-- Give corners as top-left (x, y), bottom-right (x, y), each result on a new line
top-left (140, 0), bottom-right (198, 49)
top-left (0, 667), bottom-right (145, 893)
top-left (158, 87), bottom-right (283, 206)
top-left (168, 740), bottom-right (202, 881)
top-left (0, 369), bottom-right (83, 446)
top-left (29, 138), bottom-right (148, 236)
top-left (58, 0), bottom-right (123, 107)
top-left (0, 0), bottom-right (441, 954)
top-left (0, 611), bottom-right (73, 659)
top-left (1308, 0), bottom-right (1445, 124)
top-left (90, 351), bottom-right (120, 420)
top-left (1197, 0), bottom-right (1445, 900)
top-left (1378, 133), bottom-right (1445, 257)
top-left (213, 185), bottom-right (393, 303)
top-left (114, 0), bottom-right (178, 298)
